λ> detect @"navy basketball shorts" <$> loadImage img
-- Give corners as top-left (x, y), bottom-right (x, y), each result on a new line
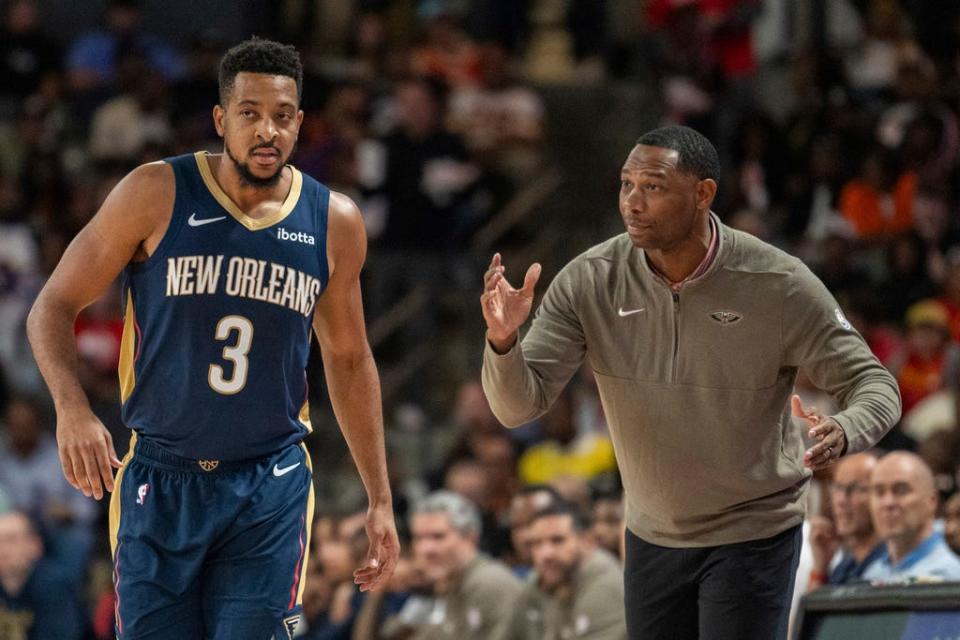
top-left (108, 435), bottom-right (315, 640)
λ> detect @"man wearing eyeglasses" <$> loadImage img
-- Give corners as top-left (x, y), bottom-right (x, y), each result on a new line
top-left (807, 453), bottom-right (886, 590)
top-left (863, 451), bottom-right (960, 582)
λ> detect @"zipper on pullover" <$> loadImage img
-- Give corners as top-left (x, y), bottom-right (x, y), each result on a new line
top-left (671, 290), bottom-right (680, 383)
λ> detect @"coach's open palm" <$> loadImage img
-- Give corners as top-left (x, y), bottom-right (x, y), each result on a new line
top-left (481, 253), bottom-right (541, 352)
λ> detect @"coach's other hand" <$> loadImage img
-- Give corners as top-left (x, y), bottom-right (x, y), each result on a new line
top-left (792, 394), bottom-right (847, 471)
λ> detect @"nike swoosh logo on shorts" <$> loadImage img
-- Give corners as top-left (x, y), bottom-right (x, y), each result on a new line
top-left (273, 462), bottom-right (301, 477)
top-left (618, 307), bottom-right (645, 317)
top-left (188, 212), bottom-right (227, 227)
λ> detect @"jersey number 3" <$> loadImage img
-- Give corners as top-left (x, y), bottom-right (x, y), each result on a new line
top-left (208, 315), bottom-right (253, 394)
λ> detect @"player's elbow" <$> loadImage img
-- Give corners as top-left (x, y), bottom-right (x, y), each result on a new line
top-left (25, 292), bottom-right (51, 349)
top-left (26, 290), bottom-right (73, 347)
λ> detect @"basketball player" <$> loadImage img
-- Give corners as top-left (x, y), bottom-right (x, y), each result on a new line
top-left (27, 38), bottom-right (398, 639)
top-left (480, 126), bottom-right (901, 639)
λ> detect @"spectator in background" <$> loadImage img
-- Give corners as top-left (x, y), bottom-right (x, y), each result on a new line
top-left (508, 484), bottom-right (562, 571)
top-left (408, 490), bottom-right (521, 639)
top-left (944, 492), bottom-right (960, 556)
top-left (0, 395), bottom-right (95, 585)
top-left (0, 510), bottom-right (86, 640)
top-left (87, 52), bottom-right (173, 162)
top-left (876, 233), bottom-right (939, 324)
top-left (838, 146), bottom-right (914, 240)
top-left (412, 5), bottom-right (481, 89)
top-left (589, 487), bottom-right (624, 562)
top-left (893, 299), bottom-right (957, 417)
top-left (782, 134), bottom-right (849, 247)
top-left (864, 452), bottom-right (960, 581)
top-left (65, 0), bottom-right (183, 94)
top-left (937, 260), bottom-right (960, 343)
top-left (0, 0), bottom-right (61, 117)
top-left (0, 181), bottom-right (43, 395)
top-left (807, 453), bottom-right (885, 590)
top-left (360, 75), bottom-right (482, 387)
top-left (304, 517), bottom-right (372, 640)
top-left (518, 389), bottom-right (616, 486)
top-left (508, 502), bottom-right (626, 640)
top-left (447, 41), bottom-right (545, 183)
top-left (810, 232), bottom-right (873, 303)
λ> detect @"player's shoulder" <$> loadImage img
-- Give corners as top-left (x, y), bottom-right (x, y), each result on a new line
top-left (123, 160), bottom-right (175, 193)
top-left (100, 160), bottom-right (174, 220)
top-left (325, 190), bottom-right (365, 245)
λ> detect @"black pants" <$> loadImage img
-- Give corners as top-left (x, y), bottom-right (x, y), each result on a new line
top-left (624, 525), bottom-right (802, 640)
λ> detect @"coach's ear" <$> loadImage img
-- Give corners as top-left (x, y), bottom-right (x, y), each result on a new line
top-left (696, 178), bottom-right (717, 213)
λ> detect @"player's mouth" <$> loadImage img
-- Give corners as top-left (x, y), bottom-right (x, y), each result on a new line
top-left (626, 220), bottom-right (651, 236)
top-left (251, 147), bottom-right (281, 168)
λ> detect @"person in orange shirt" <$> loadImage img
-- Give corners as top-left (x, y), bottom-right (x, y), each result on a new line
top-left (839, 148), bottom-right (915, 239)
top-left (895, 299), bottom-right (956, 416)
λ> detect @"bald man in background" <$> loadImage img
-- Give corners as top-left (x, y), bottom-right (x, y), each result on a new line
top-left (807, 453), bottom-right (885, 590)
top-left (863, 452), bottom-right (960, 581)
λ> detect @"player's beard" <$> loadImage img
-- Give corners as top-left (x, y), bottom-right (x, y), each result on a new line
top-left (224, 140), bottom-right (296, 189)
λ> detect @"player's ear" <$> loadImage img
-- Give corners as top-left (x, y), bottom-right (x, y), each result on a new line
top-left (213, 104), bottom-right (225, 137)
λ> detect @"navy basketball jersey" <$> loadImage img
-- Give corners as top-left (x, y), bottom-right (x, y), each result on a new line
top-left (118, 152), bottom-right (329, 460)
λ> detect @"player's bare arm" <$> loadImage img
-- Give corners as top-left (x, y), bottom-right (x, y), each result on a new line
top-left (26, 162), bottom-right (174, 501)
top-left (312, 191), bottom-right (399, 592)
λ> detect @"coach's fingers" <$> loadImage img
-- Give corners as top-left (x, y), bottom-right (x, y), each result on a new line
top-left (520, 263), bottom-right (542, 297)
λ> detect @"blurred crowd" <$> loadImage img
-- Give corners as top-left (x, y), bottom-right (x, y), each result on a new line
top-left (1, 0), bottom-right (960, 638)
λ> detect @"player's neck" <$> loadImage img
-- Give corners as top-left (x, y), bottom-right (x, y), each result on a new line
top-left (209, 153), bottom-right (291, 216)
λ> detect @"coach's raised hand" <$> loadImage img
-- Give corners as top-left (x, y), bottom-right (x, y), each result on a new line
top-left (481, 253), bottom-right (541, 354)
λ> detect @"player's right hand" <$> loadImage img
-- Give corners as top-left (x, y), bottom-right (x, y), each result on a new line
top-left (480, 252), bottom-right (541, 353)
top-left (56, 412), bottom-right (122, 500)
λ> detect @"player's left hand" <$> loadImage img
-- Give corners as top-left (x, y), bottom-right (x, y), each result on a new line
top-left (354, 503), bottom-right (400, 592)
top-left (792, 395), bottom-right (847, 470)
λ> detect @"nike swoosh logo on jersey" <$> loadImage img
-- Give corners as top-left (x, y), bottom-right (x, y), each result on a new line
top-left (618, 307), bottom-right (645, 317)
top-left (273, 462), bottom-right (301, 477)
top-left (188, 212), bottom-right (227, 227)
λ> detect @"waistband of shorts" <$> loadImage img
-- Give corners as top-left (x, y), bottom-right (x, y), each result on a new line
top-left (132, 437), bottom-right (275, 473)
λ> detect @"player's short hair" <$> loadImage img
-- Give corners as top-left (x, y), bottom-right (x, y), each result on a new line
top-left (412, 490), bottom-right (482, 537)
top-left (529, 501), bottom-right (587, 532)
top-left (218, 37), bottom-right (303, 105)
top-left (636, 125), bottom-right (720, 182)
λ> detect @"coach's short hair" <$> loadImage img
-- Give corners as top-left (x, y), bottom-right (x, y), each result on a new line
top-left (636, 125), bottom-right (720, 183)
top-left (218, 37), bottom-right (303, 105)
top-left (412, 490), bottom-right (482, 537)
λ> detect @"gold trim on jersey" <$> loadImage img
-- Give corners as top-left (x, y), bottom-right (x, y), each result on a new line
top-left (297, 443), bottom-right (315, 606)
top-left (193, 151), bottom-right (303, 231)
top-left (298, 399), bottom-right (312, 433)
top-left (109, 432), bottom-right (138, 555)
top-left (118, 293), bottom-right (137, 404)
